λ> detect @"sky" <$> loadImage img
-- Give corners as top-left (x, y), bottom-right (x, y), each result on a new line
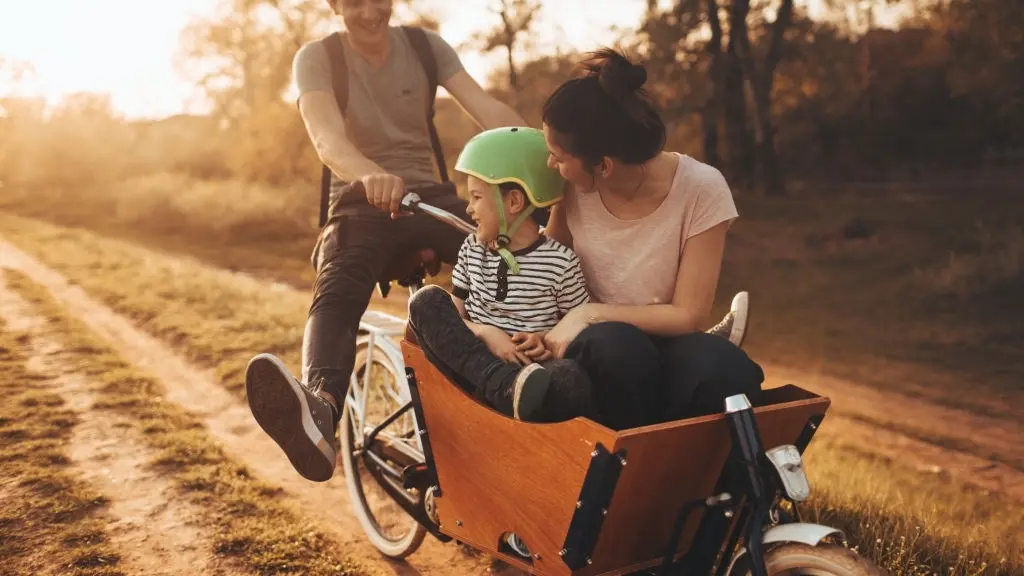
top-left (0, 0), bottom-right (903, 120)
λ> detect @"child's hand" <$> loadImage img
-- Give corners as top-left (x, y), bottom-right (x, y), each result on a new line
top-left (478, 326), bottom-right (530, 365)
top-left (512, 332), bottom-right (553, 362)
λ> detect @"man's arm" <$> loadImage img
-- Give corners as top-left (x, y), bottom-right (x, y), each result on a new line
top-left (443, 70), bottom-right (528, 130)
top-left (298, 91), bottom-right (384, 181)
top-left (292, 41), bottom-right (386, 182)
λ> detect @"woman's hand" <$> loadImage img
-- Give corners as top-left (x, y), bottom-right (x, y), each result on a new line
top-left (543, 305), bottom-right (597, 359)
top-left (511, 332), bottom-right (553, 362)
top-left (478, 325), bottom-right (530, 365)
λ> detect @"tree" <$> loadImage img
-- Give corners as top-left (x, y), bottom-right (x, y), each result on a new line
top-left (731, 0), bottom-right (793, 196)
top-left (176, 0), bottom-right (332, 183)
top-left (463, 0), bottom-right (542, 109)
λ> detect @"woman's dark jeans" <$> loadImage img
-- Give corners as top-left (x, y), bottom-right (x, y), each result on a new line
top-left (564, 322), bottom-right (765, 430)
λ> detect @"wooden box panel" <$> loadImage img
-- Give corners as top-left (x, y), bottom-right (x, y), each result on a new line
top-left (402, 341), bottom-right (830, 576)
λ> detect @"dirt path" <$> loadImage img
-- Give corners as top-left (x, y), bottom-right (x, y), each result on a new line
top-left (0, 240), bottom-right (516, 576)
top-left (0, 275), bottom-right (240, 576)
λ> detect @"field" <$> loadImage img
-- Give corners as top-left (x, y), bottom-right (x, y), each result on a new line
top-left (1, 175), bottom-right (1022, 576)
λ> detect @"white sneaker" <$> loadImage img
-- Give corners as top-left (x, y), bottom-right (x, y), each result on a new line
top-left (707, 291), bottom-right (749, 348)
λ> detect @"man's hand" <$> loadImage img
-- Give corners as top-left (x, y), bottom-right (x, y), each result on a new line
top-left (360, 173), bottom-right (406, 214)
top-left (477, 325), bottom-right (530, 365)
top-left (511, 332), bottom-right (552, 362)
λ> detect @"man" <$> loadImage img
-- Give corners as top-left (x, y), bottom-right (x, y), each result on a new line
top-left (244, 0), bottom-right (528, 483)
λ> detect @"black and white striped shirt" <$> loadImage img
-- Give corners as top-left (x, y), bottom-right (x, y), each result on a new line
top-left (451, 236), bottom-right (590, 334)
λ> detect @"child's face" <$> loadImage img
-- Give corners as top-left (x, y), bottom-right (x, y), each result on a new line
top-left (465, 176), bottom-right (527, 244)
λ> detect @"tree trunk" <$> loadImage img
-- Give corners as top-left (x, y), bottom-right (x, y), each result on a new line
top-left (724, 2), bottom-right (754, 190)
top-left (702, 0), bottom-right (724, 169)
top-left (732, 0), bottom-right (791, 196)
top-left (504, 42), bottom-right (520, 111)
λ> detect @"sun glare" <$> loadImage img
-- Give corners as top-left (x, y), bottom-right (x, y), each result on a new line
top-left (0, 0), bottom-right (905, 120)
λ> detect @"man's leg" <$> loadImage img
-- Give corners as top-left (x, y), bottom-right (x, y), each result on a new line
top-left (654, 332), bottom-right (765, 421)
top-left (245, 213), bottom-right (393, 482)
top-left (563, 322), bottom-right (663, 430)
top-left (407, 285), bottom-right (551, 420)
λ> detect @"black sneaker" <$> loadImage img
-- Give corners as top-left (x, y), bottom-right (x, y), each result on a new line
top-left (490, 363), bottom-right (551, 421)
top-left (707, 291), bottom-right (749, 348)
top-left (245, 353), bottom-right (338, 482)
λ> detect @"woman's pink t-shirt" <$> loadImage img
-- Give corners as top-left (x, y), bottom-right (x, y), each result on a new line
top-left (562, 153), bottom-right (738, 306)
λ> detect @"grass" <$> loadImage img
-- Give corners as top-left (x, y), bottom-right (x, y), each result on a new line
top-left (715, 189), bottom-right (1024, 419)
top-left (1, 176), bottom-right (1021, 419)
top-left (0, 316), bottom-right (124, 575)
top-left (1, 268), bottom-right (375, 576)
top-left (1, 214), bottom-right (1021, 575)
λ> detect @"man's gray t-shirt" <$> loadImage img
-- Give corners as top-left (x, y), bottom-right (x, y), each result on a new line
top-left (293, 27), bottom-right (464, 199)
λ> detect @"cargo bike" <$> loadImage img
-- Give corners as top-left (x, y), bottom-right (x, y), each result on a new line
top-left (339, 182), bottom-right (886, 576)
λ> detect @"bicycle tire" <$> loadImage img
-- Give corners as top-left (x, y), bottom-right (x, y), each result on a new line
top-left (340, 341), bottom-right (427, 559)
top-left (730, 543), bottom-right (889, 576)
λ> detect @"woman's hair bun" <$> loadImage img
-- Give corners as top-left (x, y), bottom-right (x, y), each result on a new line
top-left (582, 48), bottom-right (648, 96)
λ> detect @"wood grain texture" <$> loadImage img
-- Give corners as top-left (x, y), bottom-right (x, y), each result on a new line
top-left (401, 340), bottom-right (830, 576)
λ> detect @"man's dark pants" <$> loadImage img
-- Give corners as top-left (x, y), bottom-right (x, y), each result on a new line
top-left (303, 190), bottom-right (470, 406)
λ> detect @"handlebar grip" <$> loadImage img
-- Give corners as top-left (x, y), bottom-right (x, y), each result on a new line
top-left (347, 180), bottom-right (456, 201)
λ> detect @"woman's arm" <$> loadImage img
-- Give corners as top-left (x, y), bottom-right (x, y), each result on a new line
top-left (544, 222), bottom-right (728, 357)
top-left (543, 203), bottom-right (573, 248)
top-left (584, 222), bottom-right (728, 335)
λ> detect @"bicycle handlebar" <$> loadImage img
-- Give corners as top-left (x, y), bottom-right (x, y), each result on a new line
top-left (349, 181), bottom-right (477, 236)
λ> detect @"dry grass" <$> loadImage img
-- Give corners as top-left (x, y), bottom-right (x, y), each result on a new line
top-left (1, 268), bottom-right (374, 576)
top-left (714, 190), bottom-right (1024, 418)
top-left (1, 214), bottom-right (1021, 575)
top-left (0, 316), bottom-right (124, 575)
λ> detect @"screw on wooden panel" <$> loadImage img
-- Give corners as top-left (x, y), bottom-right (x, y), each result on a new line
top-left (533, 553), bottom-right (541, 560)
top-left (586, 556), bottom-right (593, 565)
top-left (559, 549), bottom-right (567, 557)
top-left (601, 508), bottom-right (607, 516)
top-left (590, 449), bottom-right (599, 458)
top-left (575, 500), bottom-right (582, 509)
top-left (455, 520), bottom-right (463, 526)
top-left (618, 456), bottom-right (627, 466)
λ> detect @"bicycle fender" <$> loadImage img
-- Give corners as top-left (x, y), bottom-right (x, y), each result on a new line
top-left (762, 522), bottom-right (844, 546)
top-left (724, 523), bottom-right (845, 575)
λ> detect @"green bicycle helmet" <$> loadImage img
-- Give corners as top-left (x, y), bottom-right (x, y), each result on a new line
top-left (455, 126), bottom-right (566, 274)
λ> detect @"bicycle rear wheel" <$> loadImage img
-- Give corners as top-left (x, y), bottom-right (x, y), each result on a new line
top-left (339, 339), bottom-right (427, 559)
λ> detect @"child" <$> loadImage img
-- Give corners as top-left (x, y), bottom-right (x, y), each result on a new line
top-left (407, 126), bottom-right (598, 423)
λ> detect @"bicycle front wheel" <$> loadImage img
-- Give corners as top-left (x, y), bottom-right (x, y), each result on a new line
top-left (732, 543), bottom-right (888, 576)
top-left (339, 339), bottom-right (427, 559)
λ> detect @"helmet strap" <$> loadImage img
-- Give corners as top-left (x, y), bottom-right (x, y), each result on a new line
top-left (492, 186), bottom-right (536, 276)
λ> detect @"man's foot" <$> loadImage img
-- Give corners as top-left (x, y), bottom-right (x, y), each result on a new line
top-left (707, 291), bottom-right (749, 348)
top-left (245, 353), bottom-right (339, 482)
top-left (491, 363), bottom-right (551, 421)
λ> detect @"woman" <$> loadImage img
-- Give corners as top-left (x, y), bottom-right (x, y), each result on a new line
top-left (539, 48), bottom-right (764, 430)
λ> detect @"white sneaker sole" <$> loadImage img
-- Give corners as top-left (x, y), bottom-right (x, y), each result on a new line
top-left (512, 363), bottom-right (550, 421)
top-left (730, 291), bottom-right (749, 348)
